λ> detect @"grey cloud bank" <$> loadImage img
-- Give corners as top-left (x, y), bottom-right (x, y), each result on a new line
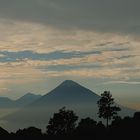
top-left (0, 0), bottom-right (140, 34)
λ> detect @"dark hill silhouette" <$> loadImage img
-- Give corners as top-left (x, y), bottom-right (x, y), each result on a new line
top-left (0, 93), bottom-right (42, 119)
top-left (0, 97), bottom-right (14, 108)
top-left (0, 93), bottom-right (41, 108)
top-left (32, 80), bottom-right (100, 106)
top-left (1, 80), bottom-right (136, 131)
top-left (15, 93), bottom-right (42, 107)
top-left (0, 126), bottom-right (9, 138)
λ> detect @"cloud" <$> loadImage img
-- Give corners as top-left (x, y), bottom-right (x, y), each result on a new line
top-left (0, 18), bottom-right (140, 98)
top-left (0, 19), bottom-right (139, 55)
top-left (104, 81), bottom-right (140, 85)
top-left (0, 0), bottom-right (140, 35)
top-left (0, 20), bottom-right (139, 82)
top-left (44, 68), bottom-right (122, 78)
top-left (0, 53), bottom-right (139, 89)
top-left (0, 54), bottom-right (5, 58)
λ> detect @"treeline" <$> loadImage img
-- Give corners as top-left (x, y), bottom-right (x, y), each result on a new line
top-left (0, 109), bottom-right (140, 140)
top-left (0, 91), bottom-right (139, 140)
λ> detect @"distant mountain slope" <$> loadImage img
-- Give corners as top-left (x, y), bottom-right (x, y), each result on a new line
top-left (32, 80), bottom-right (100, 106)
top-left (0, 93), bottom-right (42, 120)
top-left (0, 97), bottom-right (14, 108)
top-left (0, 93), bottom-right (42, 108)
top-left (1, 80), bottom-right (136, 131)
top-left (15, 93), bottom-right (42, 107)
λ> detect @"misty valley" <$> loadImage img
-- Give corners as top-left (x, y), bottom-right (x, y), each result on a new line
top-left (0, 80), bottom-right (139, 140)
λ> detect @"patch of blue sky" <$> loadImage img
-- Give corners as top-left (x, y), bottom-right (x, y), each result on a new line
top-left (0, 50), bottom-right (101, 62)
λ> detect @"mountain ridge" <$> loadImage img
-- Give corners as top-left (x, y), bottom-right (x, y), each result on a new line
top-left (0, 80), bottom-right (136, 131)
top-left (30, 80), bottom-right (100, 107)
top-left (15, 92), bottom-right (42, 107)
top-left (0, 93), bottom-right (42, 108)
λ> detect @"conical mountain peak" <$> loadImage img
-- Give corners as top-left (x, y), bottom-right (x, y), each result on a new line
top-left (37, 80), bottom-right (100, 103)
top-left (23, 92), bottom-right (35, 97)
top-left (16, 92), bottom-right (40, 100)
top-left (62, 80), bottom-right (76, 84)
top-left (60, 80), bottom-right (81, 87)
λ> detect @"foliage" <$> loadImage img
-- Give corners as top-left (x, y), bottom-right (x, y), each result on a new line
top-left (46, 107), bottom-right (78, 136)
top-left (77, 117), bottom-right (97, 130)
top-left (97, 91), bottom-right (121, 127)
top-left (0, 109), bottom-right (140, 139)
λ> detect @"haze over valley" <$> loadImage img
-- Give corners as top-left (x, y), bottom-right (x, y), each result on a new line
top-left (0, 80), bottom-right (136, 131)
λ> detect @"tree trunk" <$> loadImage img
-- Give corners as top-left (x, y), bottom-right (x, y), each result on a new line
top-left (106, 117), bottom-right (108, 128)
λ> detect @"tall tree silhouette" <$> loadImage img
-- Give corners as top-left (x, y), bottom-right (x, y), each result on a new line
top-left (46, 107), bottom-right (78, 136)
top-left (97, 91), bottom-right (121, 127)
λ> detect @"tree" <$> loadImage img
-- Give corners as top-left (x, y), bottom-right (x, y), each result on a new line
top-left (0, 127), bottom-right (9, 138)
top-left (77, 117), bottom-right (97, 133)
top-left (76, 117), bottom-right (97, 138)
top-left (97, 91), bottom-right (121, 127)
top-left (46, 107), bottom-right (78, 136)
top-left (15, 127), bottom-right (42, 139)
top-left (77, 117), bottom-right (97, 130)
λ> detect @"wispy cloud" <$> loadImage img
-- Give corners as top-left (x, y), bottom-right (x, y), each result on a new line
top-left (44, 68), bottom-right (122, 78)
top-left (0, 19), bottom-right (139, 54)
top-left (0, 19), bottom-right (140, 99)
top-left (104, 81), bottom-right (140, 85)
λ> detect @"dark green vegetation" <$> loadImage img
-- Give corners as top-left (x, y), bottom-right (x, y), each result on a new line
top-left (0, 92), bottom-right (139, 140)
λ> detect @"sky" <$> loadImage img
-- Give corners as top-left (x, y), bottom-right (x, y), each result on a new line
top-left (0, 0), bottom-right (140, 110)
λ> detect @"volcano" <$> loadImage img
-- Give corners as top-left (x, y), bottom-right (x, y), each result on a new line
top-left (1, 80), bottom-right (135, 131)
